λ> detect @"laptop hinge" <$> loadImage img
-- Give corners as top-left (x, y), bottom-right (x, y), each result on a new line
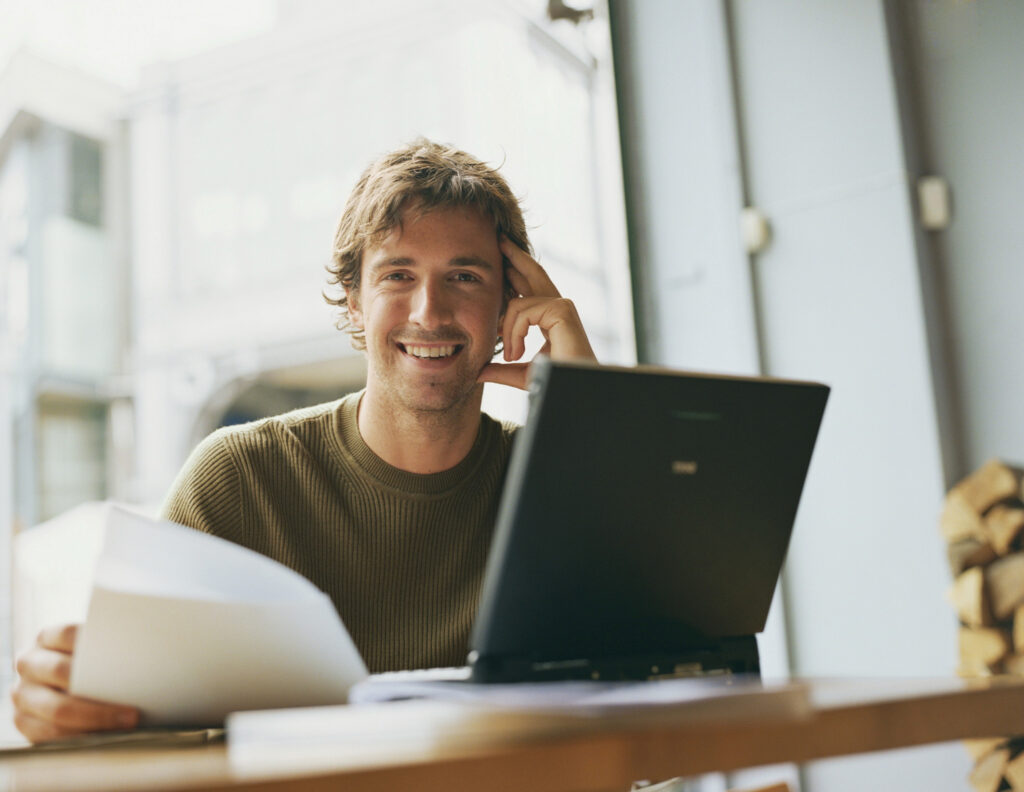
top-left (469, 636), bottom-right (760, 683)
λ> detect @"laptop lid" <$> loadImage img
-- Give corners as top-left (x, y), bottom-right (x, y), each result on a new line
top-left (469, 358), bottom-right (829, 673)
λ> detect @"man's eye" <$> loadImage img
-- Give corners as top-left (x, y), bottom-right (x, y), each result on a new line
top-left (383, 272), bottom-right (409, 281)
top-left (453, 272), bottom-right (480, 283)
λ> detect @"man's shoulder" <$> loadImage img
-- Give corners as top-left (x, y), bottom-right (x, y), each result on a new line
top-left (202, 395), bottom-right (353, 455)
top-left (481, 412), bottom-right (520, 456)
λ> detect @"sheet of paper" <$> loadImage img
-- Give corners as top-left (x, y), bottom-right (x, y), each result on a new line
top-left (349, 674), bottom-right (805, 715)
top-left (70, 504), bottom-right (368, 726)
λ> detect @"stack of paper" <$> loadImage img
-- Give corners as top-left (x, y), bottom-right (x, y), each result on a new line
top-left (69, 504), bottom-right (368, 726)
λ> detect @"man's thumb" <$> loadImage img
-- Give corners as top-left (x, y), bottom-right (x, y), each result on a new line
top-left (477, 362), bottom-right (530, 390)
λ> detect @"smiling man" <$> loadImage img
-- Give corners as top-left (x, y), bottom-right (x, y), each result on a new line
top-left (10, 139), bottom-right (596, 742)
top-left (351, 205), bottom-right (509, 471)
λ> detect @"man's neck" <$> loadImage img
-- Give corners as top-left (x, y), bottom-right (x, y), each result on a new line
top-left (356, 387), bottom-right (484, 474)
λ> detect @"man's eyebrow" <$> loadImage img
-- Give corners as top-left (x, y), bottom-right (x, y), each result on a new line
top-left (369, 255), bottom-right (496, 273)
top-left (368, 257), bottom-right (414, 274)
top-left (449, 256), bottom-right (495, 270)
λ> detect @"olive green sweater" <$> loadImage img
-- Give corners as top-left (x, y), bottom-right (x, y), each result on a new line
top-left (160, 391), bottom-right (517, 672)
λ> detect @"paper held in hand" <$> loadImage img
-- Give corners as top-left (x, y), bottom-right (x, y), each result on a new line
top-left (69, 504), bottom-right (368, 726)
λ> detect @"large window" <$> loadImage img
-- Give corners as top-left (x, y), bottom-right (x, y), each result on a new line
top-left (36, 398), bottom-right (108, 521)
top-left (0, 0), bottom-right (632, 699)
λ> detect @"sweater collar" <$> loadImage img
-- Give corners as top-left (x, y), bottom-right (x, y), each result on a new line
top-left (333, 391), bottom-right (495, 496)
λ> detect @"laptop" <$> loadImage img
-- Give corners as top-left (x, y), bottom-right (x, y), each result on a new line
top-left (463, 357), bottom-right (829, 683)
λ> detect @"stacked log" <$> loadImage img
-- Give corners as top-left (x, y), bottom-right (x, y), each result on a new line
top-left (943, 459), bottom-right (1024, 791)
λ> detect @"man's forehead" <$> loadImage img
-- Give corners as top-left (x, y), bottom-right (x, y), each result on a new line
top-left (361, 206), bottom-right (500, 264)
top-left (401, 199), bottom-right (491, 222)
top-left (383, 203), bottom-right (495, 237)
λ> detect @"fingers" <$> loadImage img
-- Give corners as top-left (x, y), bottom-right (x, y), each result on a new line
top-left (15, 623), bottom-right (79, 691)
top-left (501, 296), bottom-right (546, 360)
top-left (500, 296), bottom-right (596, 363)
top-left (503, 263), bottom-right (531, 299)
top-left (10, 622), bottom-right (140, 743)
top-left (12, 709), bottom-right (76, 744)
top-left (492, 239), bottom-right (596, 391)
top-left (16, 646), bottom-right (72, 690)
top-left (10, 680), bottom-right (139, 740)
top-left (38, 623), bottom-right (78, 654)
top-left (500, 237), bottom-right (560, 299)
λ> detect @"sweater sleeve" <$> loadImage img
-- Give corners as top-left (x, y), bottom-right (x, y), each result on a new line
top-left (158, 431), bottom-right (246, 543)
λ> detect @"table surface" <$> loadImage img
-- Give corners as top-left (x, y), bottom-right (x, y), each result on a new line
top-left (2, 676), bottom-right (1022, 792)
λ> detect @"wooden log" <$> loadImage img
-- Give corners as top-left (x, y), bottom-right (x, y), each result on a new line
top-left (950, 566), bottom-right (994, 627)
top-left (965, 738), bottom-right (1009, 761)
top-left (950, 538), bottom-right (999, 576)
top-left (959, 627), bottom-right (1011, 675)
top-left (1005, 750), bottom-right (1024, 791)
top-left (1003, 654), bottom-right (1024, 676)
top-left (943, 490), bottom-right (987, 543)
top-left (987, 553), bottom-right (1024, 621)
top-left (957, 459), bottom-right (1022, 514)
top-left (970, 746), bottom-right (1010, 792)
top-left (987, 505), bottom-right (1024, 556)
top-left (1014, 605), bottom-right (1024, 654)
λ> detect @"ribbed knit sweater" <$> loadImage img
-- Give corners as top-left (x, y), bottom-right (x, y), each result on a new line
top-left (159, 391), bottom-right (517, 672)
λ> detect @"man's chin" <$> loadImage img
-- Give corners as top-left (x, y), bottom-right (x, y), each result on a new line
top-left (394, 380), bottom-right (483, 415)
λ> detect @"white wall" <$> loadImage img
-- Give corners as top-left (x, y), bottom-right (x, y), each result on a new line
top-left (729, 3), bottom-right (960, 788)
top-left (905, 0), bottom-right (1024, 474)
top-left (612, 1), bottom-right (972, 789)
top-left (727, 0), bottom-right (954, 676)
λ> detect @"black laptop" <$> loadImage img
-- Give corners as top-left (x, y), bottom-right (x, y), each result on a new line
top-left (464, 357), bottom-right (829, 683)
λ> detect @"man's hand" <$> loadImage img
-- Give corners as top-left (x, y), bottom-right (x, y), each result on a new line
top-left (9, 624), bottom-right (139, 743)
top-left (478, 237), bottom-right (597, 390)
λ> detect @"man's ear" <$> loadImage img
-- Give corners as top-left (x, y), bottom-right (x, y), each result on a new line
top-left (346, 288), bottom-right (363, 329)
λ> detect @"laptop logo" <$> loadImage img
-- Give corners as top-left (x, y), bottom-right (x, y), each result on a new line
top-left (669, 409), bottom-right (722, 422)
top-left (671, 460), bottom-right (698, 475)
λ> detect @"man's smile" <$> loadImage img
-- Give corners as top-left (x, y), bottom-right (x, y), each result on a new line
top-left (397, 342), bottom-right (464, 360)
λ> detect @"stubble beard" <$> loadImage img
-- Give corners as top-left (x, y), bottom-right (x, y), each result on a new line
top-left (370, 346), bottom-right (486, 427)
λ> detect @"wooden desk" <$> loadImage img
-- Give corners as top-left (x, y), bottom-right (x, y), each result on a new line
top-left (2, 677), bottom-right (1022, 792)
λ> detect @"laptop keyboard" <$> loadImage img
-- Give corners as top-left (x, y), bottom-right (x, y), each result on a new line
top-left (368, 666), bottom-right (472, 683)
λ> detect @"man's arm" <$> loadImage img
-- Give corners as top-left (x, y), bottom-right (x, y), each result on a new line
top-left (477, 236), bottom-right (597, 390)
top-left (159, 430), bottom-right (245, 538)
top-left (9, 624), bottom-right (139, 743)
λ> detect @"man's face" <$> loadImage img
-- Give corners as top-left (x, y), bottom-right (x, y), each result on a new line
top-left (348, 205), bottom-right (505, 415)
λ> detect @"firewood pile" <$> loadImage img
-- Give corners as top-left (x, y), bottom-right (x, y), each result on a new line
top-left (943, 459), bottom-right (1024, 792)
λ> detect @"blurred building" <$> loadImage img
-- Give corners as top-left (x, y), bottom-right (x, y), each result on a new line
top-left (0, 51), bottom-right (131, 684)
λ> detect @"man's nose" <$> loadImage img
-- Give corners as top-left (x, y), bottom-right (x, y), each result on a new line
top-left (409, 279), bottom-right (453, 329)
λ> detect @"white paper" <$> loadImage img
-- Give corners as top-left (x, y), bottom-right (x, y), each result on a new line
top-left (70, 504), bottom-right (368, 726)
top-left (349, 674), bottom-right (796, 713)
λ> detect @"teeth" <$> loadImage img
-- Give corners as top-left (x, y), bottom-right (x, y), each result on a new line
top-left (404, 344), bottom-right (457, 359)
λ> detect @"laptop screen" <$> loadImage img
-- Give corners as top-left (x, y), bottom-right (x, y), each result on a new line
top-left (471, 359), bottom-right (829, 666)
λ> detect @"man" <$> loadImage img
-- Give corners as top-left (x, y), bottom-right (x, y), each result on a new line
top-left (10, 139), bottom-right (597, 742)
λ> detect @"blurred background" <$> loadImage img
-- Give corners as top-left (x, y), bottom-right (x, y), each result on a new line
top-left (2, 0), bottom-right (1023, 789)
